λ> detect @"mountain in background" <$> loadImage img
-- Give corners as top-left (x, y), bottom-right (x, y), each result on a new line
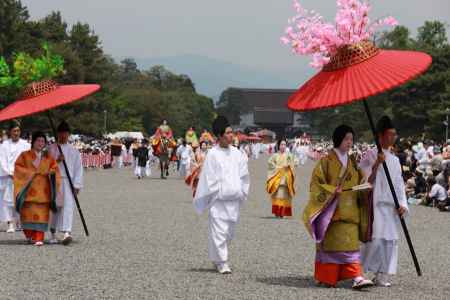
top-left (132, 54), bottom-right (311, 101)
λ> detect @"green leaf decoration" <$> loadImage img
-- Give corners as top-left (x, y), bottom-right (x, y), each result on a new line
top-left (0, 43), bottom-right (65, 90)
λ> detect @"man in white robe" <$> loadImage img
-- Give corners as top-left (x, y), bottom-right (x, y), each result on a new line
top-left (176, 141), bottom-right (193, 178)
top-left (0, 120), bottom-right (30, 233)
top-left (359, 116), bottom-right (408, 287)
top-left (49, 121), bottom-right (83, 245)
top-left (194, 116), bottom-right (250, 274)
top-left (251, 142), bottom-right (260, 160)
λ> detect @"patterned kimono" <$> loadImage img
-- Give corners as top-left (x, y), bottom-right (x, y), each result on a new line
top-left (14, 150), bottom-right (61, 240)
top-left (185, 129), bottom-right (199, 148)
top-left (185, 149), bottom-right (207, 197)
top-left (303, 150), bottom-right (372, 286)
top-left (266, 152), bottom-right (297, 217)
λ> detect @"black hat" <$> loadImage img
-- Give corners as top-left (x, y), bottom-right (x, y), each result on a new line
top-left (8, 119), bottom-right (21, 131)
top-left (57, 120), bottom-right (71, 133)
top-left (332, 124), bottom-right (355, 148)
top-left (212, 115), bottom-right (230, 137)
top-left (376, 116), bottom-right (395, 135)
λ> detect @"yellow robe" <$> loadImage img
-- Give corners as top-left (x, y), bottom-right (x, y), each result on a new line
top-left (266, 152), bottom-right (296, 216)
top-left (185, 130), bottom-right (199, 148)
top-left (14, 150), bottom-right (61, 232)
top-left (303, 151), bottom-right (371, 252)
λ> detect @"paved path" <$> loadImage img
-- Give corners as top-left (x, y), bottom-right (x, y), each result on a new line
top-left (0, 156), bottom-right (449, 299)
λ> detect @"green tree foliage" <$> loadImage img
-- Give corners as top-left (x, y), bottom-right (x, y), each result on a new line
top-left (0, 1), bottom-right (215, 137)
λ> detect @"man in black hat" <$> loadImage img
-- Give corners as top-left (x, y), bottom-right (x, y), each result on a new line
top-left (193, 116), bottom-right (250, 274)
top-left (48, 120), bottom-right (83, 245)
top-left (0, 119), bottom-right (30, 233)
top-left (359, 116), bottom-right (408, 287)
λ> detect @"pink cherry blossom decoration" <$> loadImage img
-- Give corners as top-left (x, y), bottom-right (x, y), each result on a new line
top-left (281, 0), bottom-right (398, 68)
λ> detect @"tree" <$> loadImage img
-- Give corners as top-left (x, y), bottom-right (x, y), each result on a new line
top-left (0, 0), bottom-right (30, 58)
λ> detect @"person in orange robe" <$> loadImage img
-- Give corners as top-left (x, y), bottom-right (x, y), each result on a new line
top-left (14, 131), bottom-right (61, 246)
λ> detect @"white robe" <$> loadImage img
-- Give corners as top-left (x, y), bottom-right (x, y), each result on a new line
top-left (177, 145), bottom-right (193, 178)
top-left (251, 143), bottom-right (260, 160)
top-left (49, 143), bottom-right (83, 232)
top-left (194, 145), bottom-right (250, 264)
top-left (0, 139), bottom-right (30, 222)
top-left (359, 147), bottom-right (408, 274)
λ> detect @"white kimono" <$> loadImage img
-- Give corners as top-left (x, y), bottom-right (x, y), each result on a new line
top-left (0, 139), bottom-right (30, 222)
top-left (251, 143), bottom-right (260, 160)
top-left (194, 145), bottom-right (250, 264)
top-left (49, 143), bottom-right (83, 233)
top-left (177, 145), bottom-right (193, 178)
top-left (359, 147), bottom-right (408, 275)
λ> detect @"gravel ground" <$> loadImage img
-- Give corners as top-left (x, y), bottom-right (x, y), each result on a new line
top-left (0, 155), bottom-right (449, 299)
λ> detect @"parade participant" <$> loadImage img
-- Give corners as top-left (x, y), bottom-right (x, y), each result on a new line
top-left (48, 121), bottom-right (83, 245)
top-left (176, 140), bottom-right (193, 178)
top-left (199, 129), bottom-right (215, 144)
top-left (194, 116), bottom-right (250, 274)
top-left (251, 142), bottom-right (261, 160)
top-left (110, 138), bottom-right (123, 168)
top-left (0, 120), bottom-right (30, 233)
top-left (154, 119), bottom-right (173, 139)
top-left (120, 141), bottom-right (128, 167)
top-left (185, 127), bottom-right (199, 149)
top-left (135, 139), bottom-right (150, 179)
top-left (185, 141), bottom-right (208, 197)
top-left (360, 116), bottom-right (408, 287)
top-left (14, 131), bottom-right (61, 246)
top-left (303, 125), bottom-right (373, 289)
top-left (130, 139), bottom-right (140, 168)
top-left (266, 139), bottom-right (297, 218)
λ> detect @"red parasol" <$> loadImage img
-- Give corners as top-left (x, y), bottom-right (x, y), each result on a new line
top-left (0, 80), bottom-right (101, 236)
top-left (0, 80), bottom-right (100, 121)
top-left (287, 41), bottom-right (431, 277)
top-left (287, 41), bottom-right (432, 111)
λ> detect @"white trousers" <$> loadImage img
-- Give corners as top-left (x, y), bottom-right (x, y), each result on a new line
top-left (0, 177), bottom-right (17, 222)
top-left (179, 162), bottom-right (190, 178)
top-left (208, 215), bottom-right (236, 264)
top-left (50, 179), bottom-right (75, 233)
top-left (361, 238), bottom-right (399, 275)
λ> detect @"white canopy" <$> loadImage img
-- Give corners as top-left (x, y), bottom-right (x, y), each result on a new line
top-left (106, 131), bottom-right (144, 140)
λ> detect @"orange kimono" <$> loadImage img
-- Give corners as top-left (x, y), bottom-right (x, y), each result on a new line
top-left (14, 150), bottom-right (61, 241)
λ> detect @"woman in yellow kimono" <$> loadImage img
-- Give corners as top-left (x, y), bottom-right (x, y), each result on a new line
top-left (185, 127), bottom-right (199, 148)
top-left (14, 132), bottom-right (61, 246)
top-left (303, 125), bottom-right (373, 289)
top-left (266, 140), bottom-right (297, 218)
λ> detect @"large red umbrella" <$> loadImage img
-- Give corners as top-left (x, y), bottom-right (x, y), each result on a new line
top-left (288, 41), bottom-right (432, 110)
top-left (0, 80), bottom-right (101, 236)
top-left (0, 80), bottom-right (100, 121)
top-left (288, 40), bottom-right (431, 276)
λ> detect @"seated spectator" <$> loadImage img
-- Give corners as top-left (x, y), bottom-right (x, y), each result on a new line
top-left (425, 177), bottom-right (447, 207)
top-left (414, 169), bottom-right (427, 197)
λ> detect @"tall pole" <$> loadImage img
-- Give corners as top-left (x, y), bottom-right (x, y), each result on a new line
top-left (47, 111), bottom-right (89, 236)
top-left (362, 100), bottom-right (421, 276)
top-left (104, 110), bottom-right (107, 135)
top-left (446, 108), bottom-right (449, 142)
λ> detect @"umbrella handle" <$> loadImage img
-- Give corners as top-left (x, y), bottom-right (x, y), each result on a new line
top-left (362, 100), bottom-right (421, 276)
top-left (47, 111), bottom-right (89, 237)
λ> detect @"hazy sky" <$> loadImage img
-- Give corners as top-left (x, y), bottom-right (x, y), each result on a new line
top-left (22, 0), bottom-right (450, 73)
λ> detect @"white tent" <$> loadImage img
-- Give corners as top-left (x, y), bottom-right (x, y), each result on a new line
top-left (106, 131), bottom-right (144, 140)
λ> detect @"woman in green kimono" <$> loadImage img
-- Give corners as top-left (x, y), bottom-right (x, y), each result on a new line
top-left (303, 125), bottom-right (373, 289)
